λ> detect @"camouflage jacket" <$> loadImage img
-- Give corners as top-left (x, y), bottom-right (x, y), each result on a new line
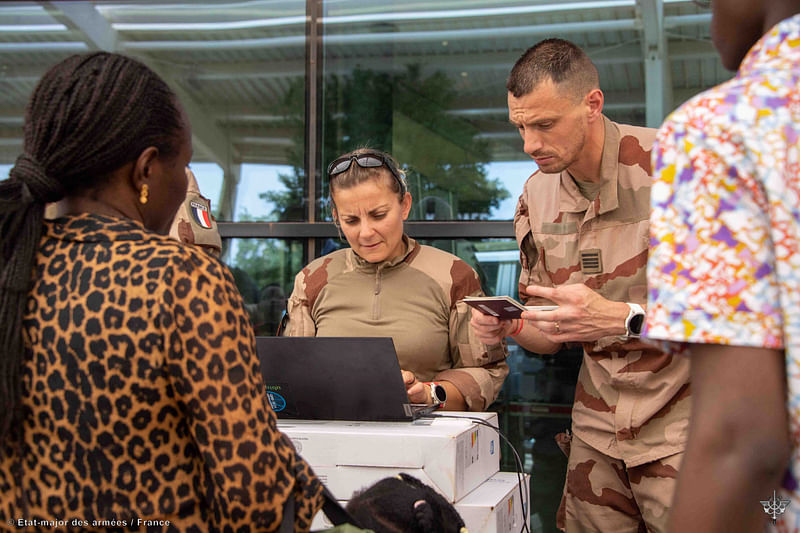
top-left (514, 116), bottom-right (690, 466)
top-left (285, 236), bottom-right (509, 411)
top-left (168, 168), bottom-right (221, 254)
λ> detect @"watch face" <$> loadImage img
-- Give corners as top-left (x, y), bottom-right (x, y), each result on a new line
top-left (630, 313), bottom-right (645, 335)
top-left (432, 384), bottom-right (447, 403)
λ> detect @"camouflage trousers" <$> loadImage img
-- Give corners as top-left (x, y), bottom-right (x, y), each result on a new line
top-left (556, 434), bottom-right (683, 533)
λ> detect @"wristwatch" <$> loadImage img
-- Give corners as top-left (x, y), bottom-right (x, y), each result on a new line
top-left (427, 382), bottom-right (447, 407)
top-left (624, 303), bottom-right (645, 338)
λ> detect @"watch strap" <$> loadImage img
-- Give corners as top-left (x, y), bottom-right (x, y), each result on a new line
top-left (424, 382), bottom-right (447, 408)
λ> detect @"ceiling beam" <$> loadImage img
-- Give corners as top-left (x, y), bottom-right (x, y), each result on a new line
top-left (121, 19), bottom-right (640, 53)
top-left (40, 1), bottom-right (237, 169)
top-left (42, 1), bottom-right (118, 51)
top-left (111, 12), bottom-right (711, 53)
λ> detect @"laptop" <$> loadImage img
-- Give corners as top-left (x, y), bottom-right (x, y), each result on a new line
top-left (256, 336), bottom-right (439, 421)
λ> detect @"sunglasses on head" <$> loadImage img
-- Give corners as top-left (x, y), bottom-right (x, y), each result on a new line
top-left (327, 152), bottom-right (407, 195)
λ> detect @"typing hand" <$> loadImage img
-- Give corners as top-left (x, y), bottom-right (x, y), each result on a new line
top-left (401, 370), bottom-right (430, 404)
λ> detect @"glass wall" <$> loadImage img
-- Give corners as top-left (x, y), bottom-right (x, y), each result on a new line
top-left (319, 1), bottom-right (516, 222)
top-left (222, 238), bottom-right (305, 336)
top-left (0, 0), bottom-right (726, 228)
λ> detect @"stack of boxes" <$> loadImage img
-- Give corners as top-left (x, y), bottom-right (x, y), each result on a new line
top-left (278, 412), bottom-right (529, 533)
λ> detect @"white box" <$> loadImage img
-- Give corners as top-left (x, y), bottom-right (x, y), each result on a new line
top-left (310, 471), bottom-right (529, 533)
top-left (456, 472), bottom-right (531, 533)
top-left (280, 412), bottom-right (500, 502)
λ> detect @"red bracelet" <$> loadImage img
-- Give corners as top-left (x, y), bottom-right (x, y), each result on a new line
top-left (510, 319), bottom-right (524, 337)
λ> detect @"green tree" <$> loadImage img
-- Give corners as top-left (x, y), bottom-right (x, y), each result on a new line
top-left (225, 212), bottom-right (305, 336)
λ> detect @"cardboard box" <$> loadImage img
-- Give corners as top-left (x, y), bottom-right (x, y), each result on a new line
top-left (456, 472), bottom-right (531, 533)
top-left (280, 412), bottom-right (500, 502)
top-left (310, 471), bottom-right (530, 533)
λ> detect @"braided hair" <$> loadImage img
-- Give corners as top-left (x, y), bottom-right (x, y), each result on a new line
top-left (345, 473), bottom-right (468, 533)
top-left (0, 52), bottom-right (184, 443)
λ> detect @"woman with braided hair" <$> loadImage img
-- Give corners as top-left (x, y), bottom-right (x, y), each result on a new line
top-left (345, 474), bottom-right (468, 533)
top-left (0, 52), bottom-right (324, 531)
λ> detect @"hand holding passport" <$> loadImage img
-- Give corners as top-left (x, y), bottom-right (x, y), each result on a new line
top-left (462, 295), bottom-right (557, 320)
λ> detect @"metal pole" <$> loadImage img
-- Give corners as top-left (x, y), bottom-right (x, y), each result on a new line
top-left (305, 0), bottom-right (322, 262)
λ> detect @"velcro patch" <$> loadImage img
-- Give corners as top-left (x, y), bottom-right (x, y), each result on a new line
top-left (580, 249), bottom-right (602, 274)
top-left (190, 200), bottom-right (213, 229)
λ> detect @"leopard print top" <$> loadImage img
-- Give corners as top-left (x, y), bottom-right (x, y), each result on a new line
top-left (0, 213), bottom-right (323, 532)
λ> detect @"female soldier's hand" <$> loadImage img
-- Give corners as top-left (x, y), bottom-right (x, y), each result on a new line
top-left (401, 370), bottom-right (431, 404)
top-left (469, 308), bottom-right (517, 344)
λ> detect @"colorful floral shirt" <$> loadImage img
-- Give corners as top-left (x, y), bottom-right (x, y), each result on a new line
top-left (646, 14), bottom-right (800, 532)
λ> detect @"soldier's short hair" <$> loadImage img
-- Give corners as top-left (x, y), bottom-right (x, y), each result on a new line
top-left (506, 38), bottom-right (599, 102)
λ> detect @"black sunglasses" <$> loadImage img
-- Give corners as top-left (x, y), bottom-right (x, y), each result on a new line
top-left (327, 152), bottom-right (407, 195)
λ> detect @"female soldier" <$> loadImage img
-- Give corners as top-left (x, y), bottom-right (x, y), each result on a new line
top-left (285, 148), bottom-right (508, 411)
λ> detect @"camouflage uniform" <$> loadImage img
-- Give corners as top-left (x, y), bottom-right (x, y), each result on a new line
top-left (168, 168), bottom-right (221, 255)
top-left (515, 116), bottom-right (690, 532)
top-left (285, 236), bottom-right (509, 410)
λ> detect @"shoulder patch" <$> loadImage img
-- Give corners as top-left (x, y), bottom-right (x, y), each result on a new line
top-left (189, 200), bottom-right (213, 229)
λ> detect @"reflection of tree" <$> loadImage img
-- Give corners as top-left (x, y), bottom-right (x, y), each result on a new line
top-left (230, 226), bottom-right (302, 290)
top-left (227, 212), bottom-right (304, 335)
top-left (259, 173), bottom-right (305, 221)
top-left (262, 64), bottom-right (509, 221)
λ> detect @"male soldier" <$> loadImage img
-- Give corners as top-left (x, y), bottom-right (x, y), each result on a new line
top-left (471, 38), bottom-right (689, 532)
top-left (647, 0), bottom-right (800, 530)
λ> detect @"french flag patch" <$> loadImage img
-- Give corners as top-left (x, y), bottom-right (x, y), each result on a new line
top-left (190, 200), bottom-right (213, 229)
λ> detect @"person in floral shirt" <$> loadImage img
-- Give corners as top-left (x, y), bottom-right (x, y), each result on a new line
top-left (646, 1), bottom-right (800, 531)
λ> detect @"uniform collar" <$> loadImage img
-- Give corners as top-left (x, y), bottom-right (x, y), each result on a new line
top-left (558, 115), bottom-right (620, 216)
top-left (348, 234), bottom-right (417, 271)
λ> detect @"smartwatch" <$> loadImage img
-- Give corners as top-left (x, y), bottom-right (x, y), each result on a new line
top-left (426, 382), bottom-right (447, 407)
top-left (624, 303), bottom-right (645, 338)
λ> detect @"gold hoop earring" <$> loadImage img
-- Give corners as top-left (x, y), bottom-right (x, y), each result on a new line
top-left (139, 183), bottom-right (149, 205)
